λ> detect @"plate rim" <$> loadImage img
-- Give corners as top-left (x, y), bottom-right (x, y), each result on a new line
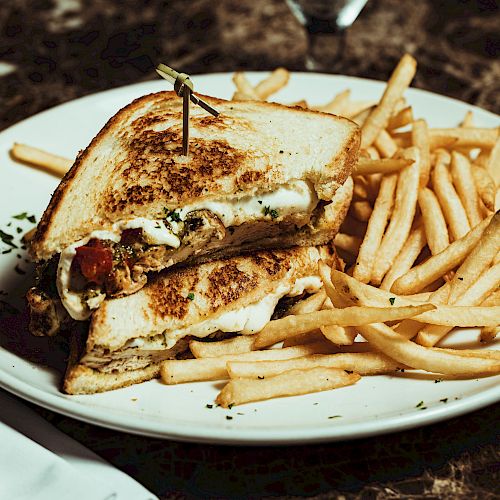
top-left (0, 72), bottom-right (499, 445)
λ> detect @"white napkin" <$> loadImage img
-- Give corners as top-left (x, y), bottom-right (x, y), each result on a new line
top-left (0, 390), bottom-right (158, 500)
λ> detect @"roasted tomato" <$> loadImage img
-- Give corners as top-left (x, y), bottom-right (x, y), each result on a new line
top-left (74, 239), bottom-right (113, 285)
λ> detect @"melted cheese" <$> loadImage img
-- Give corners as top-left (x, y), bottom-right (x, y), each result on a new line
top-left (119, 218), bottom-right (180, 247)
top-left (178, 180), bottom-right (317, 227)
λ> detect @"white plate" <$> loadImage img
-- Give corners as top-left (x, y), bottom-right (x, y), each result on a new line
top-left (0, 73), bottom-right (498, 445)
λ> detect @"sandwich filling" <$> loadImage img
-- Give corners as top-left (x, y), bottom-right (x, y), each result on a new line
top-left (81, 275), bottom-right (323, 373)
top-left (54, 180), bottom-right (319, 320)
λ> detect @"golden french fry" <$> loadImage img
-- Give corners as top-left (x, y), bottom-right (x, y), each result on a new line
top-left (487, 137), bottom-right (500, 185)
top-left (380, 226), bottom-right (427, 291)
top-left (286, 290), bottom-right (327, 316)
top-left (374, 129), bottom-right (398, 158)
top-left (252, 303), bottom-right (434, 349)
top-left (160, 343), bottom-right (336, 384)
top-left (350, 200), bottom-right (373, 222)
top-left (343, 101), bottom-right (377, 119)
top-left (334, 233), bottom-right (362, 255)
top-left (189, 335), bottom-right (255, 359)
top-left (391, 216), bottom-right (492, 295)
top-left (365, 147), bottom-right (380, 160)
top-left (450, 152), bottom-right (483, 227)
top-left (472, 165), bottom-right (496, 212)
top-left (232, 72), bottom-right (260, 99)
top-left (351, 106), bottom-right (375, 126)
top-left (357, 322), bottom-right (500, 376)
top-left (11, 143), bottom-right (72, 177)
top-left (320, 325), bottom-right (357, 345)
top-left (227, 352), bottom-right (405, 379)
top-left (353, 173), bottom-right (398, 283)
top-left (354, 158), bottom-right (413, 176)
top-left (361, 53), bottom-right (417, 148)
top-left (392, 128), bottom-right (498, 149)
top-left (371, 147), bottom-right (420, 285)
top-left (412, 119), bottom-right (431, 187)
top-left (254, 67), bottom-right (290, 99)
top-left (387, 106), bottom-right (413, 130)
top-left (460, 110), bottom-right (474, 128)
top-left (315, 89), bottom-right (350, 114)
top-left (432, 157), bottom-right (470, 240)
top-left (418, 187), bottom-right (450, 255)
top-left (232, 90), bottom-right (257, 101)
top-left (446, 212), bottom-right (500, 304)
top-left (481, 290), bottom-right (500, 307)
top-left (329, 269), bottom-right (499, 327)
top-left (480, 326), bottom-right (499, 343)
top-left (216, 367), bottom-right (361, 407)
top-left (282, 330), bottom-right (327, 348)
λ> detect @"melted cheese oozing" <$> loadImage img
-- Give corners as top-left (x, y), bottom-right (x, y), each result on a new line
top-left (178, 180), bottom-right (317, 227)
top-left (157, 274), bottom-right (323, 349)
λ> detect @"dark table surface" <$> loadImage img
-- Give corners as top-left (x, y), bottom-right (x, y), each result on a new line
top-left (1, 0), bottom-right (499, 498)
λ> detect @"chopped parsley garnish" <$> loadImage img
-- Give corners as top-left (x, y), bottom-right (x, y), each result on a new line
top-left (226, 415), bottom-right (233, 420)
top-left (187, 292), bottom-right (195, 301)
top-left (389, 297), bottom-right (396, 305)
top-left (263, 206), bottom-right (279, 219)
top-left (12, 212), bottom-right (36, 223)
top-left (440, 398), bottom-right (448, 403)
top-left (16, 227), bottom-right (22, 234)
top-left (0, 229), bottom-right (18, 249)
top-left (328, 415), bottom-right (342, 419)
top-left (228, 403), bottom-right (234, 410)
top-left (257, 200), bottom-right (262, 204)
top-left (206, 404), bottom-right (213, 409)
top-left (415, 401), bottom-right (424, 408)
top-left (434, 378), bottom-right (443, 383)
top-left (164, 208), bottom-right (182, 222)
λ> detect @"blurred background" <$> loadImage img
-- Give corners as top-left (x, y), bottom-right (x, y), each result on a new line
top-left (0, 0), bottom-right (499, 131)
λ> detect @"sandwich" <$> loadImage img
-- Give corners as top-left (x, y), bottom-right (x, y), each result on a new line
top-left (27, 91), bottom-right (359, 330)
top-left (63, 244), bottom-right (341, 394)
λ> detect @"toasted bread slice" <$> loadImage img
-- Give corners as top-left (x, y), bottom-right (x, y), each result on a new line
top-left (31, 92), bottom-right (359, 261)
top-left (63, 244), bottom-right (339, 394)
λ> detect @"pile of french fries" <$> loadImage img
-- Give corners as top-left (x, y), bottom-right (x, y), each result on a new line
top-left (11, 54), bottom-right (500, 408)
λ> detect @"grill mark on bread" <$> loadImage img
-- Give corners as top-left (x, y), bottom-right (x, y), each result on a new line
top-left (206, 263), bottom-right (257, 312)
top-left (146, 267), bottom-right (199, 320)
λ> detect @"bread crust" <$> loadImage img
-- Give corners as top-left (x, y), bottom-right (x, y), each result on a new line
top-left (30, 91), bottom-right (359, 261)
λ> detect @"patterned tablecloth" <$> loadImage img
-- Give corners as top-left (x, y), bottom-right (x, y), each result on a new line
top-left (0, 0), bottom-right (498, 498)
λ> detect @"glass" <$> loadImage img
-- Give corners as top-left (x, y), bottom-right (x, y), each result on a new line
top-left (286, 0), bottom-right (369, 71)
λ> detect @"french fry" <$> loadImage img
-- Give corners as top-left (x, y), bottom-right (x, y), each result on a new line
top-left (252, 303), bottom-right (434, 349)
top-left (315, 89), bottom-right (350, 114)
top-left (356, 322), bottom-right (500, 376)
top-left (450, 152), bottom-right (483, 227)
top-left (472, 165), bottom-right (496, 212)
top-left (487, 137), bottom-right (500, 185)
top-left (160, 343), bottom-right (336, 384)
top-left (380, 226), bottom-right (426, 291)
top-left (334, 233), bottom-right (362, 255)
top-left (320, 325), bottom-right (358, 345)
top-left (353, 173), bottom-right (398, 283)
top-left (350, 200), bottom-right (373, 222)
top-left (216, 367), bottom-right (360, 407)
top-left (343, 101), bottom-right (377, 119)
top-left (254, 68), bottom-right (290, 99)
top-left (286, 290), bottom-right (326, 316)
top-left (374, 129), bottom-right (398, 158)
top-left (412, 119), bottom-right (431, 186)
top-left (351, 106), bottom-right (375, 126)
top-left (11, 143), bottom-right (72, 177)
top-left (365, 147), bottom-right (380, 160)
top-left (371, 148), bottom-right (420, 284)
top-left (227, 352), bottom-right (405, 379)
top-left (391, 216), bottom-right (492, 295)
top-left (418, 187), bottom-right (450, 255)
top-left (361, 53), bottom-right (417, 148)
top-left (481, 290), bottom-right (500, 307)
top-left (282, 330), bottom-right (327, 348)
top-left (354, 158), bottom-right (413, 176)
top-left (329, 269), bottom-right (499, 327)
top-left (480, 326), bottom-right (499, 343)
top-left (432, 157), bottom-right (471, 240)
top-left (387, 106), bottom-right (413, 131)
top-left (232, 72), bottom-right (260, 100)
top-left (460, 110), bottom-right (474, 128)
top-left (392, 128), bottom-right (498, 149)
top-left (189, 335), bottom-right (255, 359)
